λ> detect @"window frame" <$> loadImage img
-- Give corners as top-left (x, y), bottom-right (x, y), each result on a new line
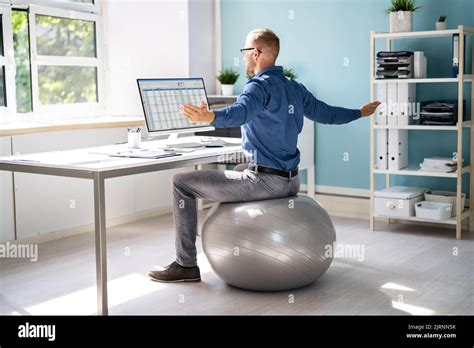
top-left (0, 4), bottom-right (16, 121)
top-left (27, 4), bottom-right (104, 119)
top-left (11, 0), bottom-right (101, 15)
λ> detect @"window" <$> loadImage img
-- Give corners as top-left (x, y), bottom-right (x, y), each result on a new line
top-left (32, 9), bottom-right (98, 106)
top-left (0, 4), bottom-right (15, 117)
top-left (29, 5), bottom-right (103, 117)
top-left (13, 10), bottom-right (31, 113)
top-left (2, 1), bottom-right (102, 120)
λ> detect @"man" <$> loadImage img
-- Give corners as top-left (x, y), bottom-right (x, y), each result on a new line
top-left (148, 28), bottom-right (380, 282)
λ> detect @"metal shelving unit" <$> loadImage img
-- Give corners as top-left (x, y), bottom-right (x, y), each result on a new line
top-left (369, 25), bottom-right (474, 240)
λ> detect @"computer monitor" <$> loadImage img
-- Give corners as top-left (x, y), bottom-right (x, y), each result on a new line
top-left (137, 78), bottom-right (215, 135)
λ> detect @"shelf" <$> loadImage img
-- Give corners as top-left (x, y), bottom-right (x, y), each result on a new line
top-left (373, 165), bottom-right (470, 178)
top-left (373, 27), bottom-right (474, 39)
top-left (374, 209), bottom-right (470, 226)
top-left (370, 25), bottom-right (473, 238)
top-left (373, 76), bottom-right (472, 84)
top-left (373, 28), bottom-right (467, 40)
top-left (374, 121), bottom-right (471, 130)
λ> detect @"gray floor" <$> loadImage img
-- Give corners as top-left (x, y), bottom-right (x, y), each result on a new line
top-left (1, 211), bottom-right (473, 315)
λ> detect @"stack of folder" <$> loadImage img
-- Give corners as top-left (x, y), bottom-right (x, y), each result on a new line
top-left (419, 157), bottom-right (461, 173)
top-left (376, 51), bottom-right (414, 79)
top-left (420, 101), bottom-right (458, 126)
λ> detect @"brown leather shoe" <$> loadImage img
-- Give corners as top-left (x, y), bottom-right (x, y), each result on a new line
top-left (148, 261), bottom-right (201, 283)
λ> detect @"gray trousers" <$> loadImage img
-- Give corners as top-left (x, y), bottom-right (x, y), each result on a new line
top-left (172, 163), bottom-right (301, 267)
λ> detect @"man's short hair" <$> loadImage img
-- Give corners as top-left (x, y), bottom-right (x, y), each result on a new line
top-left (249, 28), bottom-right (280, 59)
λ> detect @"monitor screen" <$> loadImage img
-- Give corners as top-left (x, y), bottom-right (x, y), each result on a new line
top-left (137, 78), bottom-right (211, 133)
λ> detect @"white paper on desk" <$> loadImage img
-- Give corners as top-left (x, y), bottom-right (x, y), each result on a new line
top-left (89, 148), bottom-right (179, 159)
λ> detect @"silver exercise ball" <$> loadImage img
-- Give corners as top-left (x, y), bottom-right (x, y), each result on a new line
top-left (201, 195), bottom-right (336, 291)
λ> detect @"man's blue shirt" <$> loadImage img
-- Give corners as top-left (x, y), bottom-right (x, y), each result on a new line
top-left (211, 65), bottom-right (361, 171)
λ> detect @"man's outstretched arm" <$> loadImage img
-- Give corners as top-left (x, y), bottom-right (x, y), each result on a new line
top-left (300, 84), bottom-right (379, 124)
top-left (179, 81), bottom-right (267, 127)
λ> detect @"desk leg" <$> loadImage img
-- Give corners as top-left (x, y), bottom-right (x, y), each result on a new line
top-left (93, 172), bottom-right (108, 315)
top-left (196, 164), bottom-right (204, 211)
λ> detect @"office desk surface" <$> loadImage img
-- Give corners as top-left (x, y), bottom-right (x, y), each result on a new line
top-left (0, 136), bottom-right (243, 178)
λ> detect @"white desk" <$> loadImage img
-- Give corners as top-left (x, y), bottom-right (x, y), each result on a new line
top-left (0, 135), bottom-right (242, 315)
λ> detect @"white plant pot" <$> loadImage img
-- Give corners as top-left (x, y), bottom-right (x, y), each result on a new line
top-left (221, 84), bottom-right (234, 97)
top-left (435, 22), bottom-right (447, 31)
top-left (389, 11), bottom-right (413, 33)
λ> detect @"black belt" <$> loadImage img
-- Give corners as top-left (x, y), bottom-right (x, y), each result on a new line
top-left (248, 164), bottom-right (298, 179)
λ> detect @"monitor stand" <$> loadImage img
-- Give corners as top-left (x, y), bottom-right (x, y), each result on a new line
top-left (167, 133), bottom-right (179, 142)
top-left (145, 132), bottom-right (225, 150)
top-left (165, 133), bottom-right (203, 149)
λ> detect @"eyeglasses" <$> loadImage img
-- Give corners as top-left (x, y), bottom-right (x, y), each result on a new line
top-left (240, 47), bottom-right (261, 56)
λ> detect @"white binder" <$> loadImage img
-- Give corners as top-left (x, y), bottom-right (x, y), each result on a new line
top-left (377, 129), bottom-right (388, 170)
top-left (375, 84), bottom-right (387, 125)
top-left (397, 83), bottom-right (416, 126)
top-left (414, 51), bottom-right (427, 78)
top-left (387, 83), bottom-right (398, 127)
top-left (388, 129), bottom-right (408, 170)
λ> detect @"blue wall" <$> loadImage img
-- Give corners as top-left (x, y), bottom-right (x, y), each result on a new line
top-left (221, 0), bottom-right (474, 193)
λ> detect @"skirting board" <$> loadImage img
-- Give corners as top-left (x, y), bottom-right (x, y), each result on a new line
top-left (299, 183), bottom-right (369, 219)
top-left (308, 184), bottom-right (370, 198)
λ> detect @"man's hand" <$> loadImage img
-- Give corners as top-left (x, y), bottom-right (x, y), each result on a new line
top-left (179, 101), bottom-right (215, 123)
top-left (360, 101), bottom-right (381, 117)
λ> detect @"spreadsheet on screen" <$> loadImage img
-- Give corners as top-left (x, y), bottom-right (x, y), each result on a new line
top-left (138, 78), bottom-right (209, 132)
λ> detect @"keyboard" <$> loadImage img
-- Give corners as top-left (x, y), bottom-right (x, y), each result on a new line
top-left (200, 139), bottom-right (226, 147)
top-left (165, 139), bottom-right (227, 148)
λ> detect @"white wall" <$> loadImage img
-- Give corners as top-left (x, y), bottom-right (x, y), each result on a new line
top-left (103, 0), bottom-right (190, 116)
top-left (103, 0), bottom-right (218, 115)
top-left (188, 0), bottom-right (216, 95)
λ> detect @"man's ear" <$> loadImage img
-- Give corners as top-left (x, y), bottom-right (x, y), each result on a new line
top-left (253, 49), bottom-right (260, 60)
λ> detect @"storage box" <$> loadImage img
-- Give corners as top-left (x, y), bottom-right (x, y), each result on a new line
top-left (374, 186), bottom-right (427, 217)
top-left (415, 201), bottom-right (452, 220)
top-left (424, 190), bottom-right (465, 217)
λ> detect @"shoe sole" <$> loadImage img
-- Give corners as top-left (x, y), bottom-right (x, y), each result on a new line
top-left (148, 274), bottom-right (201, 283)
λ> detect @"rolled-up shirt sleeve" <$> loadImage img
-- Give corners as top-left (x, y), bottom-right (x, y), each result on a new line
top-left (299, 83), bottom-right (361, 125)
top-left (211, 81), bottom-right (267, 128)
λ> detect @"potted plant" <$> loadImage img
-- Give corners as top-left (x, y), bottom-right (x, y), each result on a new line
top-left (436, 15), bottom-right (447, 31)
top-left (217, 68), bottom-right (239, 96)
top-left (385, 0), bottom-right (421, 33)
top-left (283, 68), bottom-right (298, 80)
